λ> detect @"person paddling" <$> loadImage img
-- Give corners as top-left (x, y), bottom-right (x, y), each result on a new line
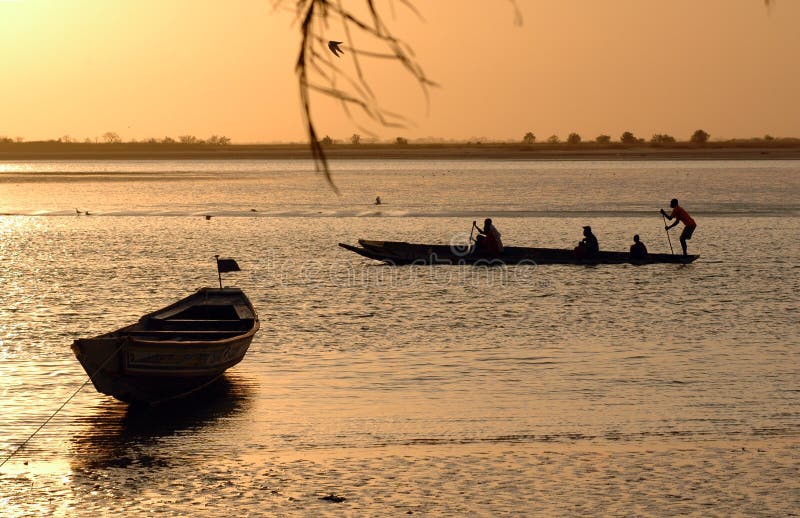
top-left (660, 198), bottom-right (697, 256)
top-left (473, 218), bottom-right (504, 255)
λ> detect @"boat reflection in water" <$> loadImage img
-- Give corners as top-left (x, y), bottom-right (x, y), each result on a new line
top-left (69, 375), bottom-right (254, 471)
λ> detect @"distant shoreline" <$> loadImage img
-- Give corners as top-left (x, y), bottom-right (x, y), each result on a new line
top-left (2, 142), bottom-right (800, 161)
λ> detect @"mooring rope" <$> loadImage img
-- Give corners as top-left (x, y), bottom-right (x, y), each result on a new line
top-left (0, 340), bottom-right (127, 469)
top-left (0, 377), bottom-right (93, 469)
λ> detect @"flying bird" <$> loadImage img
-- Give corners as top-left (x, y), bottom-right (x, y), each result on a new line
top-left (328, 41), bottom-right (344, 58)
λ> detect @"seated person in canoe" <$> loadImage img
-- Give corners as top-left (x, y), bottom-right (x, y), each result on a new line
top-left (629, 234), bottom-right (648, 261)
top-left (574, 225), bottom-right (600, 259)
top-left (473, 218), bottom-right (504, 255)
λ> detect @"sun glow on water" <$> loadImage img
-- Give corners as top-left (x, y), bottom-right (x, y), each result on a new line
top-left (0, 163), bottom-right (29, 174)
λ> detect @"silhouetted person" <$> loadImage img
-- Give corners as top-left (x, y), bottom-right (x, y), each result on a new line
top-left (473, 218), bottom-right (503, 255)
top-left (574, 226), bottom-right (599, 259)
top-left (375, 196), bottom-right (381, 205)
top-left (661, 198), bottom-right (696, 256)
top-left (629, 234), bottom-right (648, 261)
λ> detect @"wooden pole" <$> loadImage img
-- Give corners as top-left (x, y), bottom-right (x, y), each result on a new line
top-left (661, 213), bottom-right (674, 255)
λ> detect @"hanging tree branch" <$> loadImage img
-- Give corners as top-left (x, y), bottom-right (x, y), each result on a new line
top-left (288, 0), bottom-right (436, 190)
top-left (286, 0), bottom-right (522, 189)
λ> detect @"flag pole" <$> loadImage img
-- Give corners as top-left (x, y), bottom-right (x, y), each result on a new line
top-left (214, 255), bottom-right (222, 288)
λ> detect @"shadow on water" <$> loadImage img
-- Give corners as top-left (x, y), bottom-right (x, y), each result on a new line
top-left (69, 375), bottom-right (253, 471)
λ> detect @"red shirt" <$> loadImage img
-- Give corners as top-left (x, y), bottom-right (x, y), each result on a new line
top-left (670, 206), bottom-right (696, 227)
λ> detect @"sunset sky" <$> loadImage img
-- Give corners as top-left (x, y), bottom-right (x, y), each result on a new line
top-left (1, 0), bottom-right (798, 143)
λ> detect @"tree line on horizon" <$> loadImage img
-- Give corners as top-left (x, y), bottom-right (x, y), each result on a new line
top-left (314, 131), bottom-right (798, 147)
top-left (517, 130), bottom-right (800, 147)
top-left (522, 129), bottom-right (714, 145)
top-left (0, 133), bottom-right (232, 145)
top-left (2, 131), bottom-right (799, 148)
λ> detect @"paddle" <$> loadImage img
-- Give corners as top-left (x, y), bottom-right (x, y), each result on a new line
top-left (661, 212), bottom-right (674, 255)
top-left (465, 221), bottom-right (477, 254)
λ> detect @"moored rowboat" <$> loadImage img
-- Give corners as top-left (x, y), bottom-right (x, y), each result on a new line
top-left (72, 287), bottom-right (259, 404)
top-left (340, 239), bottom-right (698, 265)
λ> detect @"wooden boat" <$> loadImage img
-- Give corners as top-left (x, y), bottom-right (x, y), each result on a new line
top-left (339, 239), bottom-right (698, 265)
top-left (72, 287), bottom-right (259, 404)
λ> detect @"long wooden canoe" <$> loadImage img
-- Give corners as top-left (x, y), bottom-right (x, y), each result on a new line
top-left (339, 239), bottom-right (698, 265)
top-left (72, 287), bottom-right (259, 404)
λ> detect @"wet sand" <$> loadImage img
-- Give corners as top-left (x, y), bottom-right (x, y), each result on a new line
top-left (2, 142), bottom-right (800, 161)
top-left (3, 440), bottom-right (797, 516)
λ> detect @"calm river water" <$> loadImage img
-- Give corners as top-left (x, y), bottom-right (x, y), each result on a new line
top-left (1, 159), bottom-right (798, 516)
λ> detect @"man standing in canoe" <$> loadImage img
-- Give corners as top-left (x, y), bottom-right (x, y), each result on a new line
top-left (661, 198), bottom-right (697, 256)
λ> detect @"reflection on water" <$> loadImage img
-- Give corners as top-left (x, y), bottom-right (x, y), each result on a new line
top-left (0, 376), bottom-right (254, 516)
top-left (70, 376), bottom-right (253, 471)
top-left (1, 159), bottom-right (798, 515)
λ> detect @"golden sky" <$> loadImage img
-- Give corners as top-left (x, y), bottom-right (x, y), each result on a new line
top-left (1, 0), bottom-right (798, 143)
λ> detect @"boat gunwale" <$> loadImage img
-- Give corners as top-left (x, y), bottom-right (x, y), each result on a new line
top-left (122, 322), bottom-right (259, 347)
top-left (76, 287), bottom-right (260, 346)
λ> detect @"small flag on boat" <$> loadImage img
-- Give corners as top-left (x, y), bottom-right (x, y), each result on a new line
top-left (215, 257), bottom-right (240, 273)
top-left (214, 256), bottom-right (241, 288)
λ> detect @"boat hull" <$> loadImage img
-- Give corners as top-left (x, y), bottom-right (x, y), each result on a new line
top-left (72, 287), bottom-right (259, 404)
top-left (340, 240), bottom-right (698, 265)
